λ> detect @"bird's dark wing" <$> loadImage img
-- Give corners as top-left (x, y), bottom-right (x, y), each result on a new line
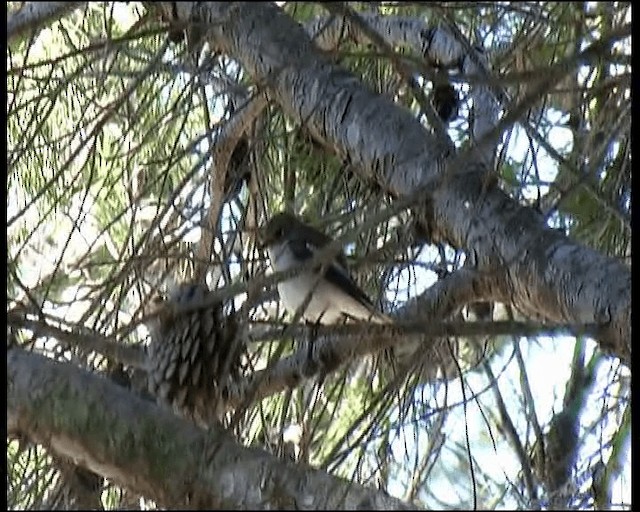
top-left (324, 263), bottom-right (376, 309)
top-left (287, 239), bottom-right (375, 309)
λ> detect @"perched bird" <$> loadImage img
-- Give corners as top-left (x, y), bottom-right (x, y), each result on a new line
top-left (145, 283), bottom-right (244, 427)
top-left (259, 211), bottom-right (391, 325)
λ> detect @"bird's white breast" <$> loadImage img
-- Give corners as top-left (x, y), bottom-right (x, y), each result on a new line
top-left (266, 241), bottom-right (378, 324)
top-left (267, 242), bottom-right (329, 322)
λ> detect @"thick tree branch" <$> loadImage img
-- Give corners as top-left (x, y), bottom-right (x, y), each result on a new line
top-left (309, 6), bottom-right (499, 164)
top-left (7, 2), bottom-right (85, 42)
top-left (8, 348), bottom-right (417, 510)
top-left (318, 3), bottom-right (453, 145)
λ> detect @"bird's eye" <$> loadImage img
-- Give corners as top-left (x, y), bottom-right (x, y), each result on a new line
top-left (268, 225), bottom-right (283, 239)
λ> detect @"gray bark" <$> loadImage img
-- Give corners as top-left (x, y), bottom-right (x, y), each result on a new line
top-left (8, 348), bottom-right (417, 510)
top-left (7, 2), bottom-right (85, 42)
top-left (306, 9), bottom-right (499, 164)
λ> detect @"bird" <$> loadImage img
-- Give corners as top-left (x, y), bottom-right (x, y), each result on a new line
top-left (145, 282), bottom-right (244, 427)
top-left (259, 211), bottom-right (392, 325)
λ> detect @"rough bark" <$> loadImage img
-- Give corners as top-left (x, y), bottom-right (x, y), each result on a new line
top-left (7, 1), bottom-right (85, 41)
top-left (8, 348), bottom-right (417, 510)
top-left (306, 8), bottom-right (499, 164)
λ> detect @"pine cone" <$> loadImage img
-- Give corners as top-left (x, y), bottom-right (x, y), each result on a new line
top-left (145, 283), bottom-right (243, 427)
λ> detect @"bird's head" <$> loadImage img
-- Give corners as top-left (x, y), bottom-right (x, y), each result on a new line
top-left (259, 211), bottom-right (303, 248)
top-left (259, 211), bottom-right (336, 258)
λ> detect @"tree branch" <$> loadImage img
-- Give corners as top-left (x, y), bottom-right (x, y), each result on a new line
top-left (230, 268), bottom-right (597, 410)
top-left (7, 310), bottom-right (145, 368)
top-left (7, 2), bottom-right (85, 43)
top-left (8, 347), bottom-right (417, 510)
